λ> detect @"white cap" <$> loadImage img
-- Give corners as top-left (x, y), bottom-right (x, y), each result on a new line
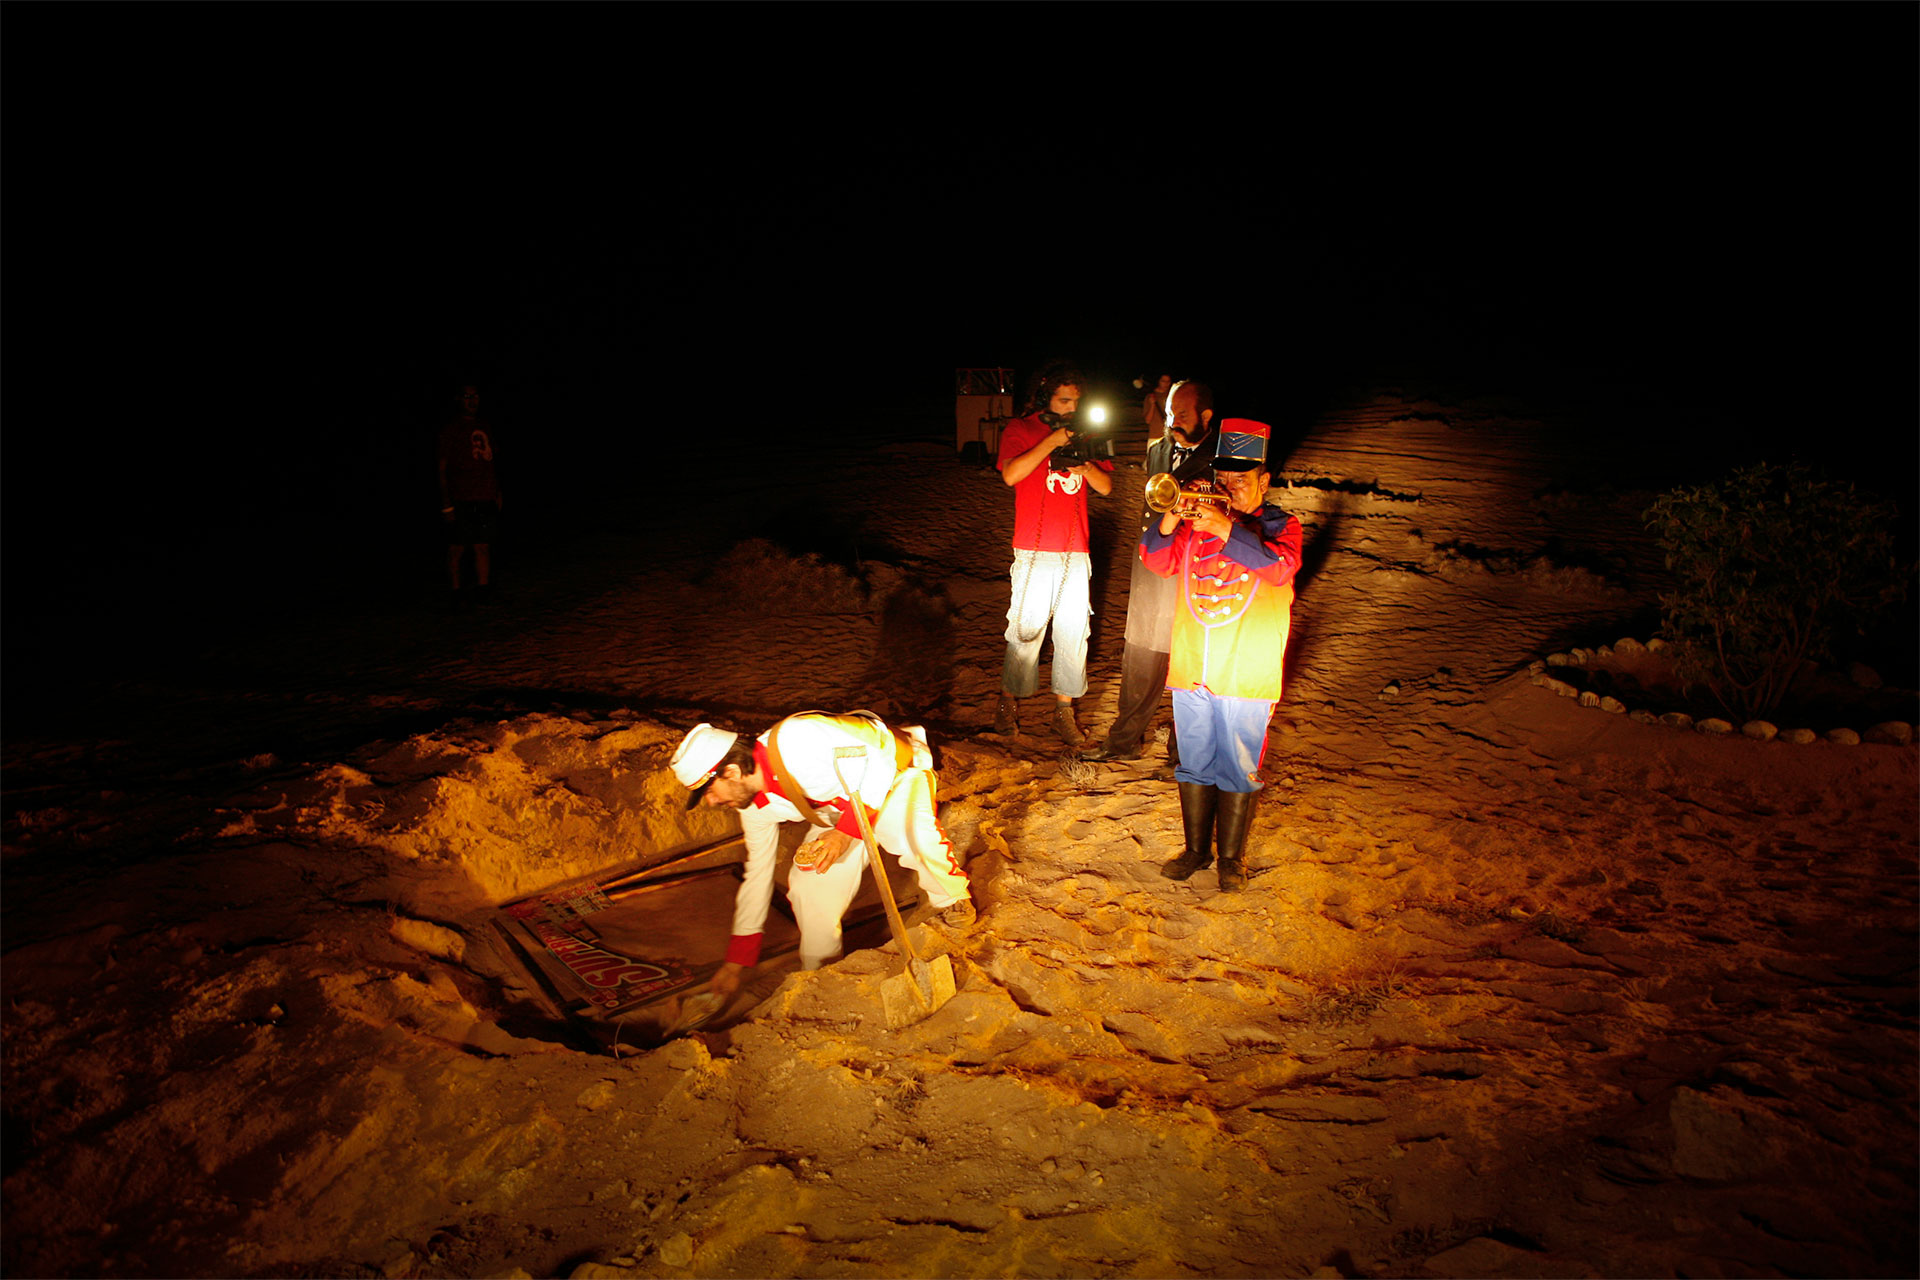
top-left (670, 723), bottom-right (740, 809)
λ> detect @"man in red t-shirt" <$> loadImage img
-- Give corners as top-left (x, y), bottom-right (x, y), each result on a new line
top-left (437, 384), bottom-right (503, 596)
top-left (995, 360), bottom-right (1114, 746)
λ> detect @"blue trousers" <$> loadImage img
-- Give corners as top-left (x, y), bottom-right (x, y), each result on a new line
top-left (1171, 688), bottom-right (1273, 793)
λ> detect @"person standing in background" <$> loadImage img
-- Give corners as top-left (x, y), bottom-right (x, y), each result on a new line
top-left (994, 359), bottom-right (1114, 747)
top-left (437, 383), bottom-right (503, 599)
top-left (1083, 379), bottom-right (1219, 763)
top-left (1140, 372), bottom-right (1173, 436)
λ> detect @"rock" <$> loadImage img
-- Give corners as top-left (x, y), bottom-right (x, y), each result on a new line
top-left (1849, 662), bottom-right (1884, 689)
top-left (1647, 637), bottom-right (1669, 653)
top-left (657, 1233), bottom-right (694, 1268)
top-left (1863, 721), bottom-right (1914, 745)
top-left (1423, 1237), bottom-right (1548, 1277)
top-left (1574, 1173), bottom-right (1629, 1206)
top-left (1500, 935), bottom-right (1591, 968)
top-left (1630, 709), bottom-right (1659, 724)
top-left (1600, 696), bottom-right (1626, 714)
top-left (1546, 652), bottom-right (1572, 667)
top-left (1324, 904), bottom-right (1364, 930)
top-left (1544, 677), bottom-right (1578, 698)
top-left (1782, 728), bottom-right (1817, 744)
top-left (1616, 636), bottom-right (1646, 654)
top-left (1697, 718), bottom-right (1734, 735)
top-left (659, 1038), bottom-right (709, 1071)
top-left (1741, 720), bottom-right (1778, 741)
top-left (1378, 681), bottom-right (1401, 700)
top-left (577, 1080), bottom-right (617, 1111)
top-left (1570, 646), bottom-right (1593, 663)
top-left (1669, 1087), bottom-right (1777, 1182)
top-left (1659, 712), bottom-right (1694, 730)
top-left (1825, 727), bottom-right (1861, 746)
top-left (1251, 1094), bottom-right (1389, 1124)
top-left (391, 917), bottom-right (467, 963)
top-left (571, 1264), bottom-right (634, 1279)
top-left (1578, 691), bottom-right (1601, 708)
top-left (1596, 644), bottom-right (1613, 658)
top-left (1528, 659), bottom-right (1546, 674)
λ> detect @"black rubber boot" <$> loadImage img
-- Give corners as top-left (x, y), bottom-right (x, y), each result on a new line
top-left (1214, 789), bottom-right (1257, 892)
top-left (1161, 782), bottom-right (1218, 880)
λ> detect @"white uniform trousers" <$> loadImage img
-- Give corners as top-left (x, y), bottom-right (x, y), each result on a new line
top-left (788, 765), bottom-right (969, 969)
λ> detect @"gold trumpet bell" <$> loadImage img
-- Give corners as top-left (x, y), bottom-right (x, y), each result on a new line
top-left (1144, 472), bottom-right (1230, 516)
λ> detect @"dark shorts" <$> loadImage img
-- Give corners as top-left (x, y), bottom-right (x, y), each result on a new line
top-left (447, 500), bottom-right (499, 546)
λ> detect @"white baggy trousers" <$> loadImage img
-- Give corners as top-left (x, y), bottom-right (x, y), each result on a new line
top-left (787, 765), bottom-right (967, 968)
top-left (1002, 549), bottom-right (1092, 699)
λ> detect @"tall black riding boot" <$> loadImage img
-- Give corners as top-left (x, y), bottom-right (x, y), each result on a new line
top-left (1161, 782), bottom-right (1218, 880)
top-left (1213, 789), bottom-right (1257, 892)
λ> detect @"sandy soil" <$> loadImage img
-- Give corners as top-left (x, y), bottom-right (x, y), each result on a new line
top-left (4, 392), bottom-right (1916, 1279)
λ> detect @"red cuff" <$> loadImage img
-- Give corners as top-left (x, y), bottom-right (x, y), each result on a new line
top-left (832, 803), bottom-right (868, 841)
top-left (725, 933), bottom-right (763, 967)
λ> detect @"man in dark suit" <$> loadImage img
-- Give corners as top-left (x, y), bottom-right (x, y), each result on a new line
top-left (1081, 379), bottom-right (1218, 763)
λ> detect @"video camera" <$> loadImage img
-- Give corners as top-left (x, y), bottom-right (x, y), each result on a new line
top-left (1042, 404), bottom-right (1115, 472)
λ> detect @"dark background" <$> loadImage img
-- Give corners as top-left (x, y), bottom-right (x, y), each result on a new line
top-left (4, 7), bottom-right (1915, 656)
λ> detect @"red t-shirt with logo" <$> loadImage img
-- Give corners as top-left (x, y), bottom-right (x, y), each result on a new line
top-left (438, 415), bottom-right (501, 502)
top-left (998, 414), bottom-right (1113, 552)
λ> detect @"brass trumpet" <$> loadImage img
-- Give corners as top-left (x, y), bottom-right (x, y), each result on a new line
top-left (1144, 472), bottom-right (1231, 518)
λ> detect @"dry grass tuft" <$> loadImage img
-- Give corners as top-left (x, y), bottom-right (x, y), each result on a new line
top-left (1058, 758), bottom-right (1097, 790)
top-left (1301, 960), bottom-right (1415, 1025)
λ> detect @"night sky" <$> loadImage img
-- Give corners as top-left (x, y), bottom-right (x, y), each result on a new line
top-left (4, 7), bottom-right (1915, 646)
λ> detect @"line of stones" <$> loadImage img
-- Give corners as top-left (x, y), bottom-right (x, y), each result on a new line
top-left (1528, 637), bottom-right (1917, 747)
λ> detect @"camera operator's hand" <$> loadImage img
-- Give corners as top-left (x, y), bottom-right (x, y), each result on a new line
top-left (1047, 426), bottom-right (1075, 451)
top-left (1071, 460), bottom-right (1113, 496)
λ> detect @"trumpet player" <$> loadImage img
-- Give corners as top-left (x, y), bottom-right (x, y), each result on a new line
top-left (1139, 419), bottom-right (1302, 892)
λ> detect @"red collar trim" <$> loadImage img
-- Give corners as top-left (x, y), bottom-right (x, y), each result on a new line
top-left (750, 740), bottom-right (781, 809)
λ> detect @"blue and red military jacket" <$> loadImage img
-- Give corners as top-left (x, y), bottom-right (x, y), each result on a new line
top-left (1140, 501), bottom-right (1303, 701)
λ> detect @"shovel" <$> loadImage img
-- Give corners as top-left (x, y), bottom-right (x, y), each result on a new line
top-left (832, 748), bottom-right (955, 1029)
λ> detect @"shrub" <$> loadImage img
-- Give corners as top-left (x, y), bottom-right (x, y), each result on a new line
top-left (1643, 463), bottom-right (1911, 720)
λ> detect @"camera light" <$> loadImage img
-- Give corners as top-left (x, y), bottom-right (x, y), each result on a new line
top-left (1087, 404), bottom-right (1108, 425)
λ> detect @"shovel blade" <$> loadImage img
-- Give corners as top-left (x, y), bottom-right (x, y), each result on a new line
top-left (881, 954), bottom-right (956, 1030)
top-left (663, 990), bottom-right (724, 1038)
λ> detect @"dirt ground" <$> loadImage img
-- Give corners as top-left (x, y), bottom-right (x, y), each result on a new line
top-left (4, 392), bottom-right (1916, 1279)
